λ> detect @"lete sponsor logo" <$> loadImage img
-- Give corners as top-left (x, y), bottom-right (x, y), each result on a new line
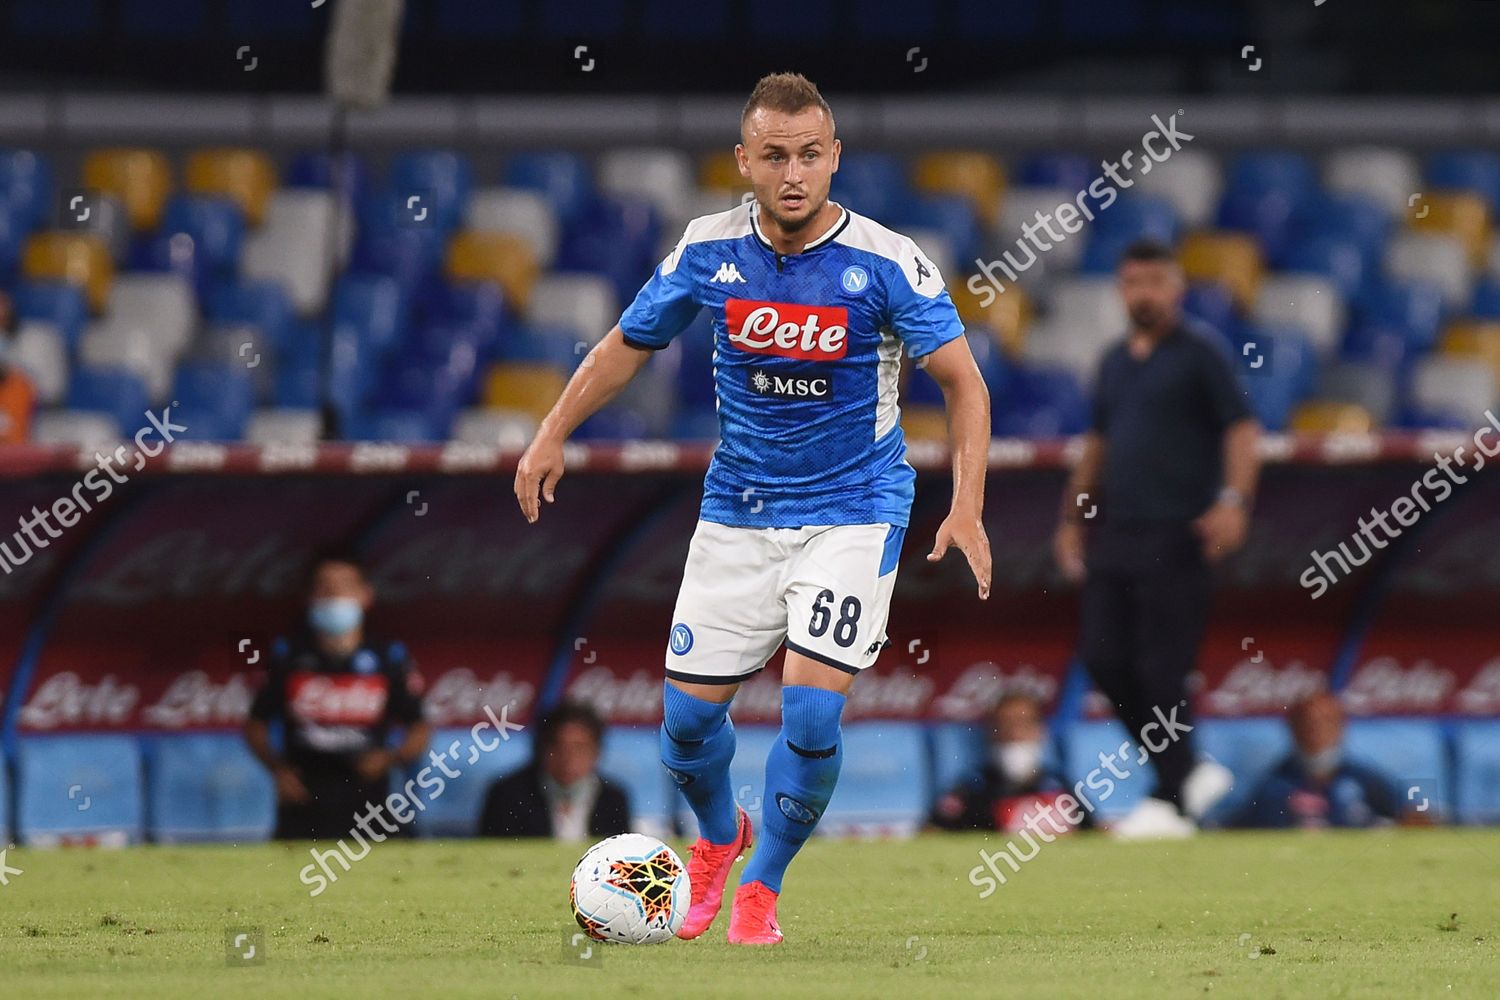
top-left (725, 299), bottom-right (849, 360)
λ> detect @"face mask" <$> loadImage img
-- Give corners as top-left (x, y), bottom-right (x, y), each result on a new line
top-left (993, 740), bottom-right (1044, 783)
top-left (1300, 747), bottom-right (1341, 777)
top-left (309, 597), bottom-right (363, 637)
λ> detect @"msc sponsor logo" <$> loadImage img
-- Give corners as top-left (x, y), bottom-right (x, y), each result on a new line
top-left (725, 299), bottom-right (848, 360)
top-left (747, 368), bottom-right (833, 401)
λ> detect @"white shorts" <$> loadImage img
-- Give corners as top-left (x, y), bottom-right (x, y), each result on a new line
top-left (664, 519), bottom-right (906, 684)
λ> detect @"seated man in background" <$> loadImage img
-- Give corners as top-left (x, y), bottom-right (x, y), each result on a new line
top-left (245, 550), bottom-right (432, 839)
top-left (0, 291), bottom-right (37, 444)
top-left (480, 701), bottom-right (631, 841)
top-left (930, 693), bottom-right (1086, 835)
top-left (1236, 692), bottom-right (1412, 829)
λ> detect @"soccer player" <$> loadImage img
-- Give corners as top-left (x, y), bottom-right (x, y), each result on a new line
top-left (515, 72), bottom-right (992, 944)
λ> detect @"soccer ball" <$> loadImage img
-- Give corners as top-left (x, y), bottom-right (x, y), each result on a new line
top-left (569, 833), bottom-right (691, 944)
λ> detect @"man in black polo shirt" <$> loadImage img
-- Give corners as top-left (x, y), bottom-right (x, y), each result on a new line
top-left (245, 550), bottom-right (432, 840)
top-left (1053, 238), bottom-right (1260, 839)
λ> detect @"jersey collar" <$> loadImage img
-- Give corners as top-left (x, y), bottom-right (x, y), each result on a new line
top-left (749, 200), bottom-right (849, 255)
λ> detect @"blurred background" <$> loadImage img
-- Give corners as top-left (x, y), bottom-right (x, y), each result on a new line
top-left (0, 0), bottom-right (1496, 846)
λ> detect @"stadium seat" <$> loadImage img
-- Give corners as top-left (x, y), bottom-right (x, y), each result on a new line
top-left (452, 407), bottom-right (537, 448)
top-left (1254, 275), bottom-right (1345, 356)
top-left (1324, 146), bottom-right (1422, 219)
top-left (1016, 153), bottom-right (1091, 192)
top-left (999, 186), bottom-right (1084, 271)
top-left (1239, 325), bottom-right (1319, 430)
top-left (1342, 718), bottom-right (1448, 818)
top-left (390, 150), bottom-right (474, 234)
top-left (1133, 148), bottom-right (1223, 229)
top-left (1360, 277), bottom-right (1446, 353)
top-left (67, 364), bottom-right (153, 428)
top-left (0, 148), bottom-right (53, 228)
top-left (951, 277), bottom-right (1032, 358)
top-left (1427, 150), bottom-right (1500, 213)
top-left (184, 148), bottom-right (277, 227)
top-left (830, 153), bottom-right (913, 223)
top-left (82, 148), bottom-right (173, 230)
top-left (107, 272), bottom-right (197, 360)
top-left (242, 189), bottom-right (344, 316)
top-left (598, 726), bottom-right (677, 839)
top-left (1179, 232), bottom-right (1264, 310)
top-left (1290, 192), bottom-right (1392, 263)
top-left (245, 407), bottom-right (322, 444)
top-left (1182, 282), bottom-right (1236, 334)
top-left (1453, 721), bottom-right (1500, 824)
top-left (995, 364), bottom-right (1089, 436)
top-left (160, 194), bottom-right (245, 278)
top-left (172, 361), bottom-right (255, 440)
top-left (1094, 194), bottom-right (1180, 245)
top-left (598, 148), bottom-right (695, 226)
top-left (1060, 718), bottom-right (1151, 822)
top-left (1440, 320), bottom-right (1500, 384)
top-left (1191, 718), bottom-right (1294, 827)
top-left (1385, 232), bottom-right (1473, 310)
top-left (1282, 234), bottom-right (1371, 301)
top-left (284, 150), bottom-right (370, 204)
top-left (1228, 151), bottom-right (1317, 205)
top-left (554, 194), bottom-right (663, 306)
top-left (527, 274), bottom-right (617, 345)
top-left (1317, 361), bottom-right (1397, 425)
top-left (446, 231), bottom-right (540, 312)
top-left (698, 150), bottom-right (748, 194)
top-left (208, 278), bottom-right (294, 353)
top-left (30, 409), bottom-right (121, 447)
top-left (16, 735), bottom-right (145, 846)
top-left (345, 408), bottom-right (442, 443)
top-left (465, 187), bottom-right (559, 267)
top-left (11, 321), bottom-right (69, 404)
top-left (912, 151), bottom-right (1006, 225)
top-left (414, 728), bottom-right (533, 837)
top-left (22, 232), bottom-right (113, 312)
top-left (145, 733), bottom-right (275, 842)
top-left (900, 404), bottom-right (949, 443)
top-left (503, 152), bottom-right (594, 225)
top-left (78, 317), bottom-right (172, 401)
top-left (1410, 191), bottom-right (1491, 269)
top-left (1407, 356), bottom-right (1498, 422)
top-left (1216, 186), bottom-right (1298, 263)
top-left (333, 273), bottom-right (408, 359)
top-left (1290, 400), bottom-right (1376, 433)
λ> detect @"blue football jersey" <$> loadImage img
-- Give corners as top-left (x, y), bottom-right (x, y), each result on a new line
top-left (618, 201), bottom-right (965, 529)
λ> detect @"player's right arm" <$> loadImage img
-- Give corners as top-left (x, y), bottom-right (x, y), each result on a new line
top-left (1054, 430), bottom-right (1103, 583)
top-left (514, 326), bottom-right (654, 523)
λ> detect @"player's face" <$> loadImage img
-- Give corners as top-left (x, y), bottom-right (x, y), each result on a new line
top-left (1118, 259), bottom-right (1184, 332)
top-left (544, 721), bottom-right (601, 787)
top-left (736, 105), bottom-right (840, 234)
top-left (993, 700), bottom-right (1043, 744)
top-left (309, 561), bottom-right (373, 611)
top-left (1292, 696), bottom-right (1345, 755)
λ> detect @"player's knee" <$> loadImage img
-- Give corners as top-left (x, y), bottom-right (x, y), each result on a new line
top-left (779, 685), bottom-right (846, 755)
top-left (661, 681), bottom-right (733, 745)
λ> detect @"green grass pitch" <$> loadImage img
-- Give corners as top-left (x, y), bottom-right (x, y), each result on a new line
top-left (1, 829), bottom-right (1496, 998)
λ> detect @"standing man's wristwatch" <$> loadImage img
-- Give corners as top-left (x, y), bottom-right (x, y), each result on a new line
top-left (1217, 486), bottom-right (1246, 508)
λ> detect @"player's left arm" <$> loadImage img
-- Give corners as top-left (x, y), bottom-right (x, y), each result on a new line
top-left (921, 337), bottom-right (993, 600)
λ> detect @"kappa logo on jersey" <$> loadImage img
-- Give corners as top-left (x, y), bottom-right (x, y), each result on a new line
top-left (748, 368), bottom-right (833, 401)
top-left (710, 261), bottom-right (747, 284)
top-left (724, 299), bottom-right (849, 360)
top-left (287, 673), bottom-right (390, 726)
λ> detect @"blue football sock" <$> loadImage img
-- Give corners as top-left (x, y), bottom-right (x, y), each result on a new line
top-left (660, 682), bottom-right (739, 844)
top-left (740, 684), bottom-right (846, 894)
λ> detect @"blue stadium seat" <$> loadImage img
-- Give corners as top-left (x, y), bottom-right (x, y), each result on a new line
top-left (1227, 152), bottom-right (1318, 204)
top-left (68, 367), bottom-right (151, 429)
top-left (997, 366), bottom-right (1089, 437)
top-left (16, 735), bottom-right (145, 845)
top-left (555, 195), bottom-right (662, 307)
top-left (829, 153), bottom-right (913, 224)
top-left (671, 408), bottom-right (720, 441)
top-left (1453, 721), bottom-right (1500, 824)
top-left (1473, 279), bottom-right (1500, 321)
top-left (145, 734), bottom-right (275, 842)
top-left (349, 228), bottom-right (443, 299)
top-left (1094, 194), bottom-right (1181, 244)
top-left (929, 723), bottom-right (989, 802)
top-left (1427, 151), bottom-right (1500, 211)
top-left (173, 362), bottom-right (256, 440)
top-left (389, 151), bottom-right (474, 235)
top-left (1217, 187), bottom-right (1298, 263)
top-left (380, 356), bottom-right (474, 424)
top-left (1288, 193), bottom-right (1391, 264)
top-left (1237, 324), bottom-right (1319, 429)
top-left (1343, 718), bottom-right (1448, 819)
top-left (598, 726), bottom-right (677, 836)
top-left (0, 199), bottom-right (27, 280)
top-left (895, 194), bottom-right (981, 264)
top-left (0, 148), bottom-right (54, 229)
top-left (820, 723), bottom-right (930, 835)
top-left (333, 274), bottom-right (410, 358)
top-left (345, 408), bottom-right (442, 443)
top-left (1340, 320), bottom-right (1414, 372)
top-left (1192, 718), bottom-right (1294, 827)
top-left (1358, 279), bottom-right (1446, 354)
top-left (504, 153), bottom-right (595, 226)
top-left (208, 279), bottom-right (295, 352)
top-left (1017, 153), bottom-right (1092, 192)
top-left (1183, 282), bottom-right (1236, 334)
top-left (1282, 235), bottom-right (1371, 301)
top-left (161, 194), bottom-right (245, 277)
top-left (414, 728), bottom-right (533, 837)
top-left (573, 405), bottom-right (653, 441)
top-left (14, 281), bottom-right (89, 351)
top-left (1061, 718), bottom-right (1151, 821)
top-left (127, 230), bottom-right (207, 296)
top-left (285, 151), bottom-right (370, 203)
top-left (419, 281), bottom-right (507, 359)
top-left (274, 355), bottom-right (322, 409)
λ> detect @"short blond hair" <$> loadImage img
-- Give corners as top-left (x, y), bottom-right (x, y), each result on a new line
top-left (741, 72), bottom-right (835, 132)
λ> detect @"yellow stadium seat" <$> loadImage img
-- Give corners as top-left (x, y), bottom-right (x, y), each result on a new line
top-left (1410, 191), bottom-right (1491, 269)
top-left (82, 148), bottom-right (173, 231)
top-left (22, 232), bottom-right (114, 312)
top-left (447, 231), bottom-right (541, 312)
top-left (483, 363), bottom-right (567, 421)
top-left (951, 277), bottom-right (1032, 358)
top-left (1179, 232), bottom-right (1264, 310)
top-left (1290, 402), bottom-right (1376, 434)
top-left (901, 405), bottom-right (949, 443)
top-left (184, 148), bottom-right (277, 226)
top-left (1440, 320), bottom-right (1500, 383)
top-left (913, 152), bottom-right (1006, 225)
top-left (699, 151), bottom-right (747, 193)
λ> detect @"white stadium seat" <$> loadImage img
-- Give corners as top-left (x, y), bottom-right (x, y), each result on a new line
top-left (527, 274), bottom-right (618, 343)
top-left (31, 410), bottom-right (123, 449)
top-left (242, 190), bottom-right (348, 316)
top-left (79, 321), bottom-right (174, 402)
top-left (12, 321), bottom-right (69, 405)
top-left (452, 407), bottom-right (537, 448)
top-left (1255, 275), bottom-right (1345, 356)
top-left (1324, 146), bottom-right (1422, 219)
top-left (106, 273), bottom-right (196, 360)
top-left (465, 187), bottom-right (559, 267)
top-left (1409, 356), bottom-right (1497, 418)
top-left (1133, 148), bottom-right (1223, 229)
top-left (74, 193), bottom-right (132, 262)
top-left (1384, 232), bottom-right (1474, 309)
top-left (245, 408), bottom-right (323, 445)
top-left (999, 186), bottom-right (1086, 271)
top-left (597, 147), bottom-right (695, 226)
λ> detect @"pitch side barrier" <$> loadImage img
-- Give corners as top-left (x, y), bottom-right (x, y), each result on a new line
top-left (0, 433), bottom-right (1495, 751)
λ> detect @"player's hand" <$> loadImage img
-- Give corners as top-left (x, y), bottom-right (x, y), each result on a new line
top-left (1053, 521), bottom-right (1087, 583)
top-left (354, 749), bottom-right (395, 783)
top-left (928, 508), bottom-right (991, 600)
top-left (514, 433), bottom-right (565, 523)
top-left (1193, 500), bottom-right (1249, 563)
top-left (274, 765), bottom-right (310, 804)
